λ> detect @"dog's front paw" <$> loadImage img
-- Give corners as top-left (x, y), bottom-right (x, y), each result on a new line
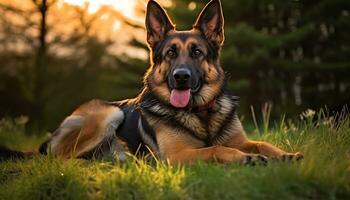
top-left (279, 152), bottom-right (304, 162)
top-left (243, 154), bottom-right (268, 166)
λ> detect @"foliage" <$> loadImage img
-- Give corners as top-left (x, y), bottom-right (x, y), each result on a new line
top-left (0, 116), bottom-right (44, 149)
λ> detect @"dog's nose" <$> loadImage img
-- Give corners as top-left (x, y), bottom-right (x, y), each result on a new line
top-left (173, 68), bottom-right (191, 84)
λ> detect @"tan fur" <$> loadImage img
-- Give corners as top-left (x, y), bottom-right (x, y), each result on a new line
top-left (50, 100), bottom-right (124, 159)
top-left (236, 140), bottom-right (292, 158)
top-left (221, 124), bottom-right (302, 159)
top-left (207, 96), bottom-right (237, 139)
top-left (152, 62), bottom-right (169, 85)
top-left (148, 118), bottom-right (258, 164)
top-left (162, 38), bottom-right (184, 53)
top-left (150, 82), bottom-right (170, 104)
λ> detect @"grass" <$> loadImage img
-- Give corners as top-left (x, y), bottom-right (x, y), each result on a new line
top-left (0, 109), bottom-right (349, 200)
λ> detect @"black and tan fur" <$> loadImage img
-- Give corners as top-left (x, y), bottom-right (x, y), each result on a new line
top-left (5, 0), bottom-right (302, 165)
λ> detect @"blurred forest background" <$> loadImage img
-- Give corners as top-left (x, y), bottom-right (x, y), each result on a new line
top-left (0, 0), bottom-right (349, 132)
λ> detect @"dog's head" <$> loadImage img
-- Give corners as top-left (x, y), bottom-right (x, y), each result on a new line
top-left (144, 0), bottom-right (225, 109)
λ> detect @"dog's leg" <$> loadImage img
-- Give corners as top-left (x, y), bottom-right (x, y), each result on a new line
top-left (237, 140), bottom-right (303, 161)
top-left (222, 121), bottom-right (303, 161)
top-left (46, 100), bottom-right (125, 159)
top-left (155, 128), bottom-right (267, 165)
top-left (166, 146), bottom-right (268, 165)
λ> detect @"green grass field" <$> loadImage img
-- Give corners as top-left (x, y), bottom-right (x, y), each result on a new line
top-left (0, 109), bottom-right (349, 200)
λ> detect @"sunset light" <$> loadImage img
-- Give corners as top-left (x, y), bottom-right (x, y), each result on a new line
top-left (62, 0), bottom-right (138, 19)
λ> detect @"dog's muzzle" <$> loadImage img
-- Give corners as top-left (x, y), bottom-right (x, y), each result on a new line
top-left (167, 67), bottom-right (202, 108)
top-left (168, 67), bottom-right (201, 92)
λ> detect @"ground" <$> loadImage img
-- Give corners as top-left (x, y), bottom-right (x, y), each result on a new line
top-left (0, 109), bottom-right (349, 200)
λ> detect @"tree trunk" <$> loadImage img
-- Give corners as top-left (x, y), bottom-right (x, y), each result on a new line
top-left (31, 0), bottom-right (48, 130)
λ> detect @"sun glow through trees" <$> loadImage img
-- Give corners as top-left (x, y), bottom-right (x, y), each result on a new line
top-left (62, 0), bottom-right (138, 19)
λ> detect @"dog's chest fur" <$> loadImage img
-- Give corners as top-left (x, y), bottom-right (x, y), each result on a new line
top-left (140, 91), bottom-right (240, 147)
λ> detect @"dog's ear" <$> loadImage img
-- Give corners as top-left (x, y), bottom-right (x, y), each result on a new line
top-left (193, 0), bottom-right (224, 45)
top-left (146, 0), bottom-right (174, 48)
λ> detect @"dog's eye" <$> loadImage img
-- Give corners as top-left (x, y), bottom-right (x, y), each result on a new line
top-left (193, 49), bottom-right (202, 57)
top-left (166, 49), bottom-right (176, 58)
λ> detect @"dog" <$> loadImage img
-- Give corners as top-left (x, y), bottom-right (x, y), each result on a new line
top-left (3, 0), bottom-right (303, 165)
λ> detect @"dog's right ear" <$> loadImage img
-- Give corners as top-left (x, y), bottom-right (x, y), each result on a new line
top-left (146, 0), bottom-right (175, 48)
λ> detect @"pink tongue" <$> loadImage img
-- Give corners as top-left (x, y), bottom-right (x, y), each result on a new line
top-left (170, 89), bottom-right (191, 108)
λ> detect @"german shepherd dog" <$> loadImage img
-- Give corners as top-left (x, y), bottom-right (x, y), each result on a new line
top-left (2, 0), bottom-right (303, 164)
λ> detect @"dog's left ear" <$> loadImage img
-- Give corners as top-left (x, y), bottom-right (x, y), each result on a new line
top-left (193, 0), bottom-right (224, 45)
top-left (146, 0), bottom-right (175, 48)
